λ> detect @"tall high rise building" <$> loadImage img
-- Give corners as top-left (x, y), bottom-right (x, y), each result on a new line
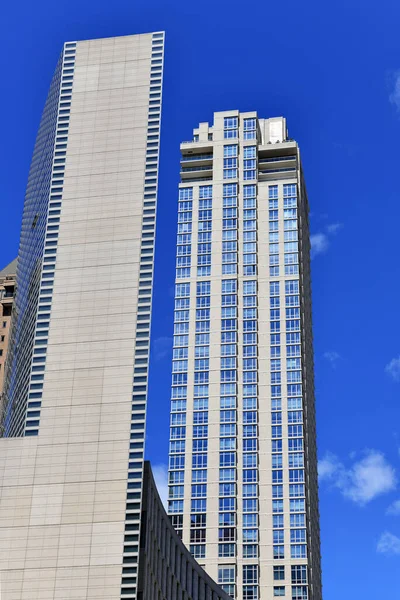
top-left (0, 32), bottom-right (166, 600)
top-left (0, 258), bottom-right (17, 395)
top-left (168, 111), bottom-right (322, 600)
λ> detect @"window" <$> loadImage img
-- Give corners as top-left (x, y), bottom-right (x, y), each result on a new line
top-left (242, 543), bottom-right (257, 559)
top-left (224, 145), bottom-right (238, 157)
top-left (224, 156), bottom-right (238, 179)
top-left (197, 281), bottom-right (210, 296)
top-left (291, 566), bottom-right (307, 584)
top-left (292, 587), bottom-right (308, 600)
top-left (273, 545), bottom-right (285, 559)
top-left (290, 529), bottom-right (306, 544)
top-left (219, 513), bottom-right (235, 527)
top-left (219, 543), bottom-right (236, 557)
top-left (168, 500), bottom-right (183, 513)
top-left (224, 117), bottom-right (238, 138)
top-left (284, 183), bottom-right (297, 197)
top-left (291, 545), bottom-right (307, 559)
top-left (290, 514), bottom-right (305, 528)
top-left (199, 185), bottom-right (212, 199)
top-left (2, 321), bottom-right (6, 328)
top-left (179, 188), bottom-right (193, 201)
top-left (243, 565), bottom-right (258, 584)
top-left (273, 587), bottom-right (285, 596)
top-left (243, 513), bottom-right (258, 528)
top-left (190, 544), bottom-right (205, 558)
top-left (269, 185), bottom-right (278, 199)
top-left (243, 586), bottom-right (259, 600)
top-left (191, 499), bottom-right (207, 512)
top-left (244, 118), bottom-right (257, 140)
top-left (218, 565), bottom-right (236, 585)
top-left (219, 527), bottom-right (236, 542)
top-left (243, 146), bottom-right (257, 180)
top-left (274, 566), bottom-right (285, 581)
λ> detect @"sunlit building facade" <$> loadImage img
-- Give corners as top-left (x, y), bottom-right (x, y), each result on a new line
top-left (168, 112), bottom-right (322, 600)
top-left (0, 32), bottom-right (165, 600)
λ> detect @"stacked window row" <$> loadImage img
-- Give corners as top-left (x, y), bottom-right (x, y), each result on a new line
top-left (270, 277), bottom-right (307, 561)
top-left (223, 116), bottom-right (258, 141)
top-left (218, 278), bottom-right (238, 567)
top-left (190, 280), bottom-right (211, 559)
top-left (169, 281), bottom-right (190, 529)
top-left (241, 279), bottom-right (259, 570)
top-left (176, 188), bottom-right (192, 279)
top-left (269, 184), bottom-right (299, 278)
top-left (25, 42), bottom-right (77, 436)
top-left (218, 564), bottom-right (260, 600)
top-left (177, 186), bottom-right (213, 278)
top-left (285, 279), bottom-right (307, 569)
top-left (269, 280), bottom-right (285, 561)
top-left (223, 144), bottom-right (256, 181)
top-left (243, 184), bottom-right (257, 276)
top-left (222, 184), bottom-right (238, 275)
top-left (197, 186), bottom-right (213, 277)
top-left (273, 565), bottom-right (308, 599)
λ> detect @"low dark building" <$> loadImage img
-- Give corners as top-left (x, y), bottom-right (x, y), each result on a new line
top-left (138, 462), bottom-right (230, 600)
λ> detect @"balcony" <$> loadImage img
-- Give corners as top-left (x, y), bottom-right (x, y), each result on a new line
top-left (258, 155), bottom-right (296, 166)
top-left (180, 157), bottom-right (213, 182)
top-left (181, 153), bottom-right (213, 163)
top-left (258, 166), bottom-right (297, 181)
top-left (258, 149), bottom-right (298, 181)
top-left (180, 141), bottom-right (213, 153)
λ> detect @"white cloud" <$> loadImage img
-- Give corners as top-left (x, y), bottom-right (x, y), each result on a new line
top-left (153, 336), bottom-right (172, 361)
top-left (387, 500), bottom-right (400, 516)
top-left (389, 71), bottom-right (400, 112)
top-left (318, 450), bottom-right (397, 506)
top-left (377, 531), bottom-right (400, 555)
top-left (310, 223), bottom-right (343, 259)
top-left (152, 463), bottom-right (168, 508)
top-left (326, 222), bottom-right (343, 235)
top-left (310, 233), bottom-right (329, 258)
top-left (318, 452), bottom-right (341, 479)
top-left (385, 356), bottom-right (400, 382)
top-left (323, 351), bottom-right (341, 367)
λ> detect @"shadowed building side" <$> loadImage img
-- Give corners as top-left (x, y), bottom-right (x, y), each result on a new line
top-left (138, 461), bottom-right (230, 600)
top-left (0, 258), bottom-right (17, 398)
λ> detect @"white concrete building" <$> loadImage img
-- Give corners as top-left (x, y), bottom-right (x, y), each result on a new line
top-left (0, 32), bottom-right (164, 600)
top-left (168, 112), bottom-right (322, 600)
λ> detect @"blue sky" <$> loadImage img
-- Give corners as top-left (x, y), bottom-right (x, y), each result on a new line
top-left (2, 0), bottom-right (400, 596)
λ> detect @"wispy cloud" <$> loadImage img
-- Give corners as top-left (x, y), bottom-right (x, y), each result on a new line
top-left (389, 71), bottom-right (400, 112)
top-left (318, 452), bottom-right (341, 479)
top-left (387, 500), bottom-right (400, 516)
top-left (377, 531), bottom-right (400, 555)
top-left (153, 336), bottom-right (173, 361)
top-left (323, 351), bottom-right (341, 368)
top-left (319, 450), bottom-right (397, 506)
top-left (326, 222), bottom-right (343, 235)
top-left (385, 356), bottom-right (400, 382)
top-left (152, 463), bottom-right (168, 508)
top-left (310, 233), bottom-right (329, 258)
top-left (310, 223), bottom-right (343, 258)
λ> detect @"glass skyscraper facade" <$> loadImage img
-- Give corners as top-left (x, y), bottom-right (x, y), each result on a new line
top-left (168, 112), bottom-right (322, 600)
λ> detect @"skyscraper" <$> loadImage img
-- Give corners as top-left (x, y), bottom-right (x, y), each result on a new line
top-left (168, 111), bottom-right (322, 600)
top-left (0, 258), bottom-right (17, 396)
top-left (0, 31), bottom-right (165, 599)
